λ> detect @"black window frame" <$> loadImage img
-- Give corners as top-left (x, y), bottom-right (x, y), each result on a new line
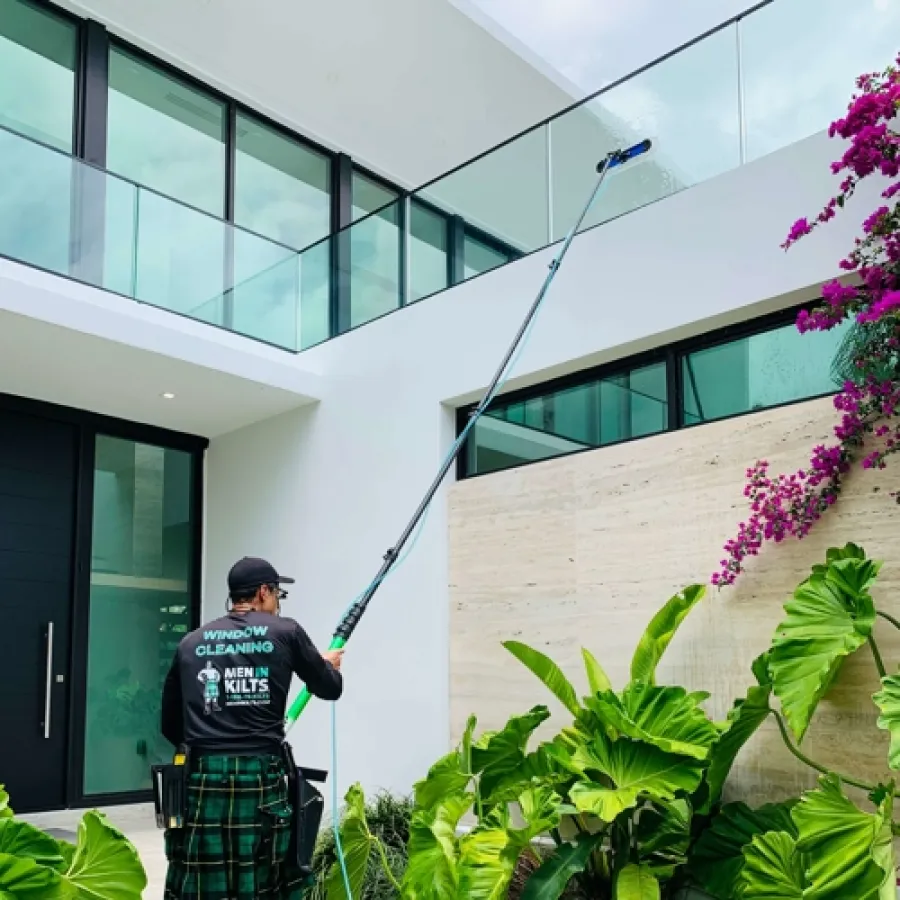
top-left (456, 302), bottom-right (844, 480)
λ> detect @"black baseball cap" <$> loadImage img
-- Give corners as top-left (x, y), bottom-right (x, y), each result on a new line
top-left (227, 557), bottom-right (295, 594)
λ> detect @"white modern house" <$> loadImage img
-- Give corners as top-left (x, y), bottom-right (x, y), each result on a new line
top-left (0, 0), bottom-right (897, 845)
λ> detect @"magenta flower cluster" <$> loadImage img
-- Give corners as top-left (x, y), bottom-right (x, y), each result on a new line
top-left (714, 58), bottom-right (900, 587)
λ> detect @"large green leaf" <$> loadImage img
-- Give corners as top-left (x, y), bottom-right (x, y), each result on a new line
top-left (455, 784), bottom-right (560, 900)
top-left (61, 811), bottom-right (147, 900)
top-left (701, 654), bottom-right (773, 813)
top-left (456, 828), bottom-right (521, 900)
top-left (585, 683), bottom-right (719, 761)
top-left (473, 706), bottom-right (551, 799)
top-left (873, 673), bottom-right (900, 769)
top-left (402, 792), bottom-right (472, 900)
top-left (793, 774), bottom-right (893, 900)
top-left (568, 733), bottom-right (704, 823)
top-left (413, 749), bottom-right (471, 812)
top-left (520, 832), bottom-right (605, 900)
top-left (0, 788), bottom-right (11, 820)
top-left (739, 830), bottom-right (805, 899)
top-left (0, 819), bottom-right (64, 868)
top-left (0, 852), bottom-right (63, 900)
top-left (504, 641), bottom-right (580, 716)
top-left (636, 798), bottom-right (692, 860)
top-left (482, 738), bottom-right (572, 802)
top-left (616, 863), bottom-right (661, 900)
top-left (582, 648), bottom-right (613, 695)
top-left (631, 585), bottom-right (706, 685)
top-left (325, 784), bottom-right (374, 900)
top-left (688, 800), bottom-right (797, 899)
top-left (769, 557), bottom-right (878, 742)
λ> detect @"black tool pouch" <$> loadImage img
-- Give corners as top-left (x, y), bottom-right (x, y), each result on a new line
top-left (151, 745), bottom-right (191, 830)
top-left (281, 741), bottom-right (328, 874)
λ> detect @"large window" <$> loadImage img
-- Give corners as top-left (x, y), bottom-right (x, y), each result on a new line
top-left (0, 0), bottom-right (77, 151)
top-left (681, 319), bottom-right (849, 424)
top-left (233, 112), bottom-right (332, 349)
top-left (466, 361), bottom-right (668, 477)
top-left (84, 435), bottom-right (195, 796)
top-left (0, 0), bottom-right (78, 276)
top-left (234, 112), bottom-right (331, 250)
top-left (461, 311), bottom-right (851, 478)
top-left (349, 171), bottom-right (402, 327)
top-left (107, 46), bottom-right (227, 217)
top-left (409, 200), bottom-right (450, 303)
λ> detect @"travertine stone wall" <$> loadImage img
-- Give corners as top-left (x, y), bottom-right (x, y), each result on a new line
top-left (449, 396), bottom-right (900, 806)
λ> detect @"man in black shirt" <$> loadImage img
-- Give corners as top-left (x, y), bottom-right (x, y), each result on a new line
top-left (161, 556), bottom-right (344, 900)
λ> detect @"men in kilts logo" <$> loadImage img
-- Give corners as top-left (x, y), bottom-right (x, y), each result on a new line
top-left (161, 556), bottom-right (344, 899)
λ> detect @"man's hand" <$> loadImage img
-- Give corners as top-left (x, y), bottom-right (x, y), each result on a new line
top-left (323, 649), bottom-right (345, 671)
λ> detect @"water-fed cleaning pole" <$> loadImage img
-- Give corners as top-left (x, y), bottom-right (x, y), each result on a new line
top-left (285, 139), bottom-right (652, 732)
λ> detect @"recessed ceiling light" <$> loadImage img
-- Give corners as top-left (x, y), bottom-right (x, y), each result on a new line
top-left (161, 392), bottom-right (176, 400)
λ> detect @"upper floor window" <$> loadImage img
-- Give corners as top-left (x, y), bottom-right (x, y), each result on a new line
top-left (106, 45), bottom-right (227, 217)
top-left (0, 0), bottom-right (77, 151)
top-left (234, 112), bottom-right (331, 250)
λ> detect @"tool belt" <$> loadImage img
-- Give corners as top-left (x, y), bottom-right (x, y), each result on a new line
top-left (151, 744), bottom-right (327, 875)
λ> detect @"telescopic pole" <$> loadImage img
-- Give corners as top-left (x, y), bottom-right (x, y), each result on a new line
top-left (285, 139), bottom-right (652, 732)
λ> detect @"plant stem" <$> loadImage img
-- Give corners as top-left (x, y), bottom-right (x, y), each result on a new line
top-left (877, 609), bottom-right (900, 632)
top-left (372, 836), bottom-right (402, 893)
top-left (770, 710), bottom-right (878, 793)
top-left (869, 635), bottom-right (888, 680)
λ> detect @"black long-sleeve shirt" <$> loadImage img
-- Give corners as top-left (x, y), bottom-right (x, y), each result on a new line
top-left (161, 611), bottom-right (342, 754)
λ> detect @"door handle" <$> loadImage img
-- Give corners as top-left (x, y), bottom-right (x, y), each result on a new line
top-left (42, 622), bottom-right (54, 739)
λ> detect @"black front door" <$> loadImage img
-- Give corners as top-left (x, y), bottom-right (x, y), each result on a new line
top-left (0, 410), bottom-right (76, 812)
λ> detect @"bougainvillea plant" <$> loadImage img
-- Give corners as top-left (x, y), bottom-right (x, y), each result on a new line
top-left (712, 57), bottom-right (900, 588)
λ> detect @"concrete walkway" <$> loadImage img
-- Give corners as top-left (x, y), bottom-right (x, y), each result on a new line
top-left (22, 803), bottom-right (166, 898)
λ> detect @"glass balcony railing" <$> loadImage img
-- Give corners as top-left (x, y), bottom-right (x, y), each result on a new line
top-left (0, 0), bottom-right (894, 352)
top-left (0, 124), bottom-right (317, 351)
top-left (299, 0), bottom-right (899, 342)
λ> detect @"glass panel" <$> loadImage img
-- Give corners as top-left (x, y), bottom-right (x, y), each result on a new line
top-left (0, 0), bottom-right (76, 151)
top-left (741, 0), bottom-right (900, 163)
top-left (464, 232), bottom-right (513, 281)
top-left (419, 124), bottom-right (548, 261)
top-left (298, 239), bottom-right (331, 349)
top-left (234, 112), bottom-right (331, 250)
top-left (468, 362), bottom-right (668, 476)
top-left (0, 126), bottom-right (73, 275)
top-left (231, 231), bottom-right (299, 348)
top-left (682, 319), bottom-right (851, 424)
top-left (107, 45), bottom-right (227, 217)
top-left (550, 24), bottom-right (740, 241)
top-left (84, 436), bottom-right (194, 796)
top-left (409, 201), bottom-right (449, 302)
top-left (132, 188), bottom-right (226, 327)
top-left (348, 174), bottom-right (402, 328)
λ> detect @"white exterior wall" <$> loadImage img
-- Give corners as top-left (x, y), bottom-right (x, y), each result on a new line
top-left (58, 0), bottom-right (588, 187)
top-left (204, 130), bottom-right (887, 799)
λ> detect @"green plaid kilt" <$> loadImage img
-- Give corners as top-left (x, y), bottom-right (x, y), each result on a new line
top-left (163, 755), bottom-right (308, 900)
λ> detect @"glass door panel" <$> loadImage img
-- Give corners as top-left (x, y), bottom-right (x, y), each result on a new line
top-left (83, 435), bottom-right (195, 796)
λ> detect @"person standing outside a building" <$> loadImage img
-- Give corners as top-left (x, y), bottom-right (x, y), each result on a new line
top-left (160, 556), bottom-right (344, 900)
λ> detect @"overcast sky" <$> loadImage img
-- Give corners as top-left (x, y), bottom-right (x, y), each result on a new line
top-left (465, 0), bottom-right (756, 92)
top-left (464, 0), bottom-right (898, 96)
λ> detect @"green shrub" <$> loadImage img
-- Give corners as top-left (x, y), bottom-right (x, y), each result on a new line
top-left (308, 789), bottom-right (413, 899)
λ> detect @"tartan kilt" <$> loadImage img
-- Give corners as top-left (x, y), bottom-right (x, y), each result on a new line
top-left (164, 755), bottom-right (308, 900)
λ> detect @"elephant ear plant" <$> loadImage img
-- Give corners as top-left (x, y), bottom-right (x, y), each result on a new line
top-left (0, 784), bottom-right (147, 899)
top-left (325, 584), bottom-right (775, 898)
top-left (325, 544), bottom-right (900, 898)
top-left (689, 543), bottom-right (899, 899)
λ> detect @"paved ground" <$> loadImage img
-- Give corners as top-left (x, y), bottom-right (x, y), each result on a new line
top-left (22, 803), bottom-right (166, 898)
